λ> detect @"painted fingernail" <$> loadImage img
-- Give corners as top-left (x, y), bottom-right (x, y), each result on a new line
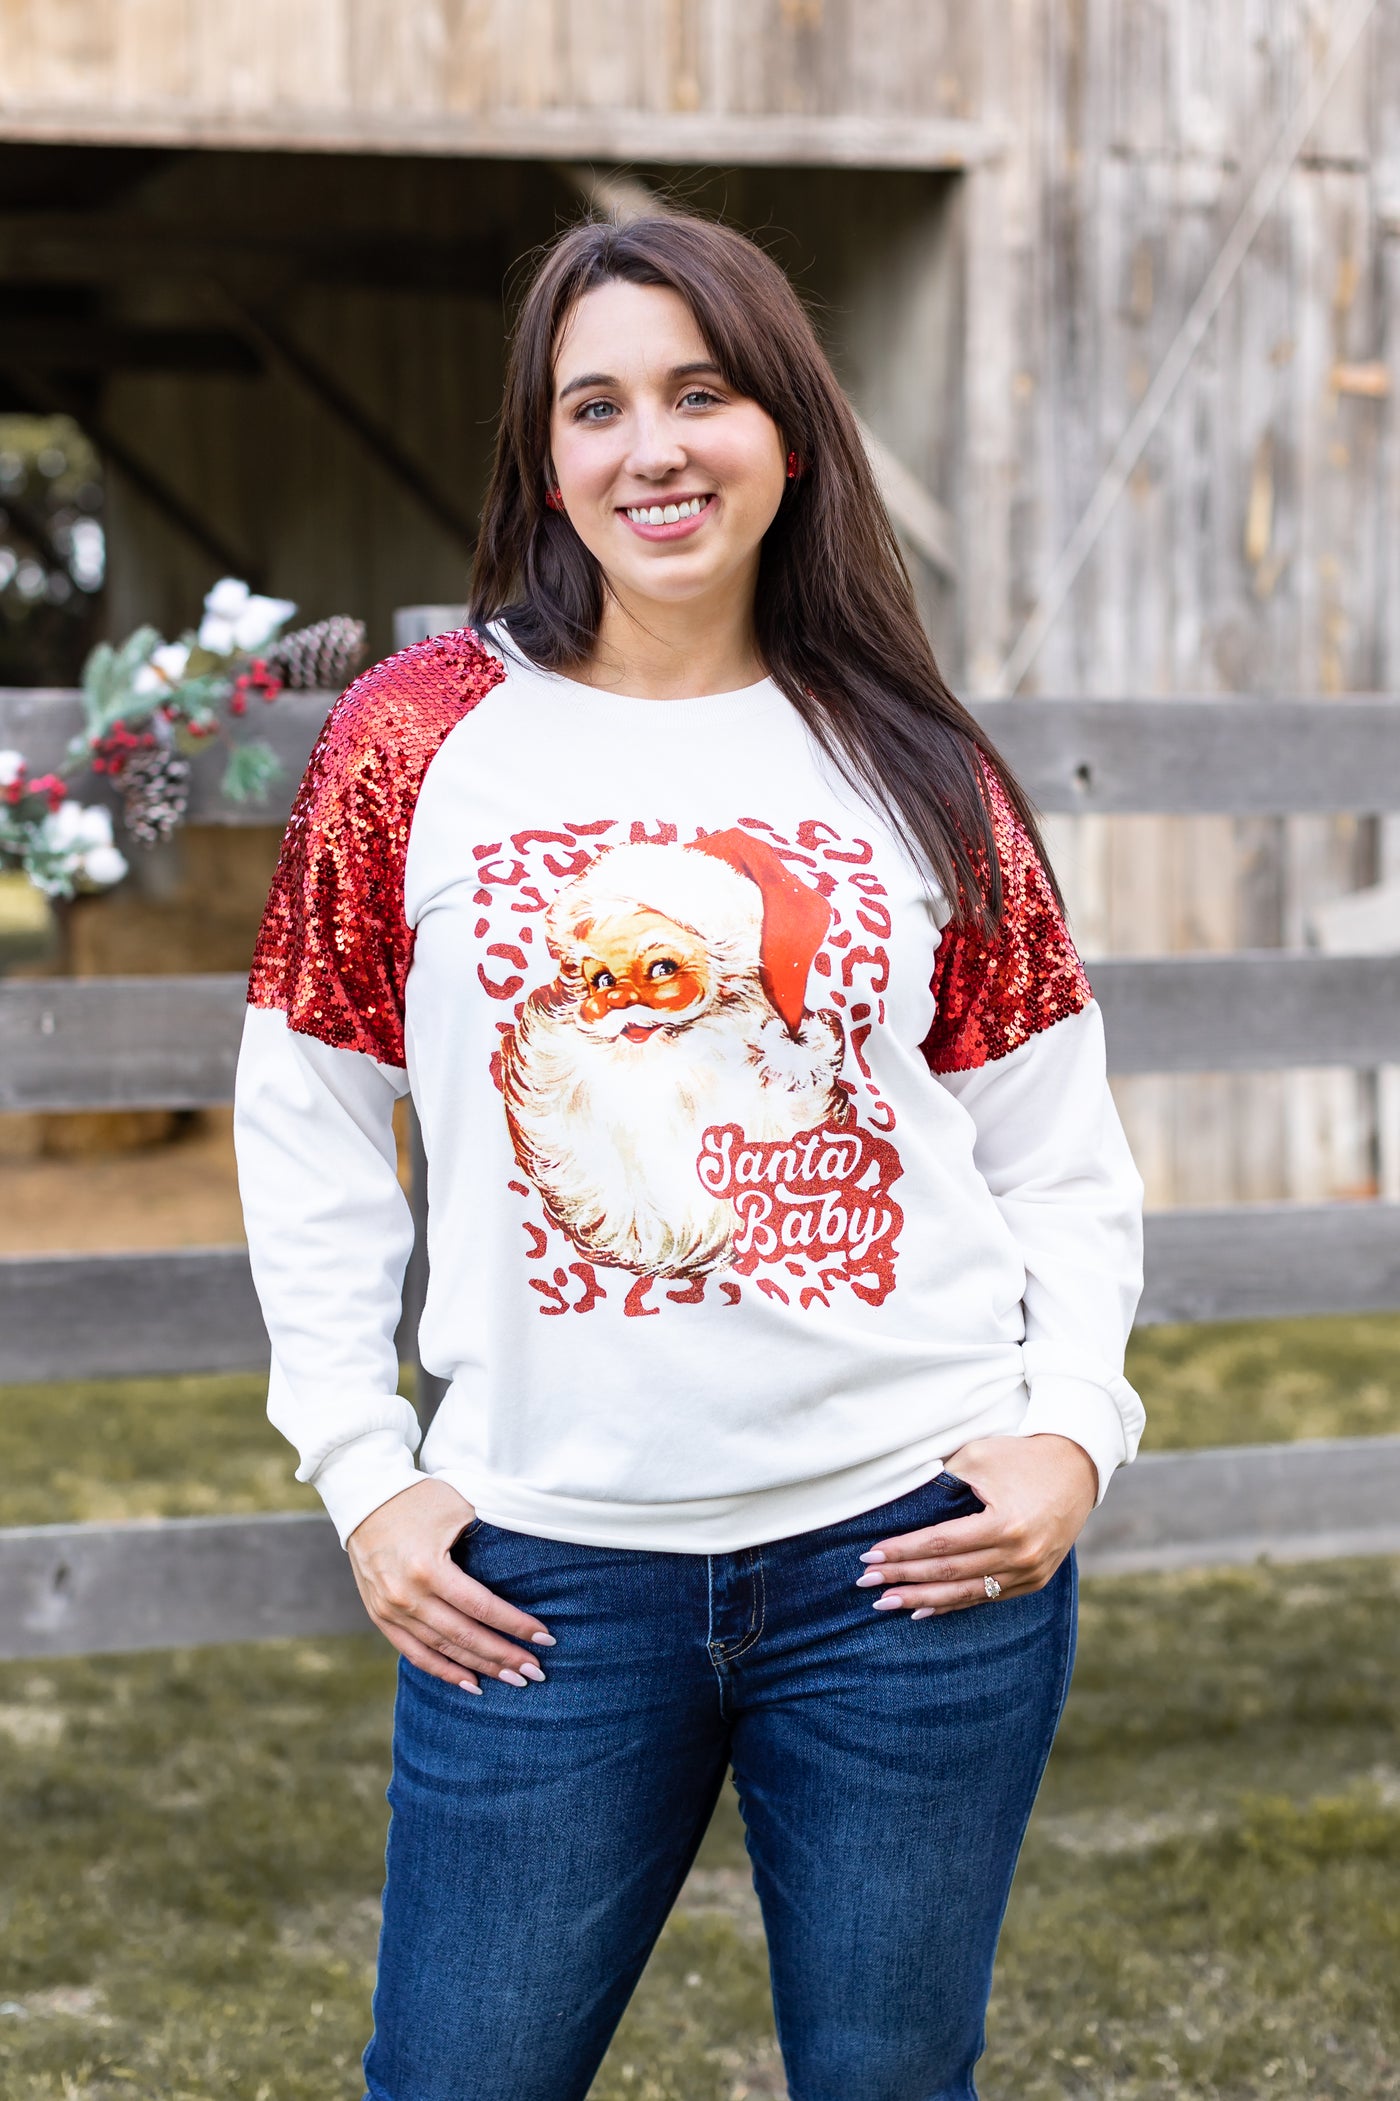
top-left (859, 1549), bottom-right (885, 1564)
top-left (499, 1669), bottom-right (529, 1687)
top-left (855, 1570), bottom-right (884, 1587)
top-left (459, 1678), bottom-right (484, 1694)
top-left (873, 1593), bottom-right (904, 1610)
top-left (518, 1662), bottom-right (546, 1683)
top-left (531, 1631), bottom-right (557, 1646)
top-left (911, 1608), bottom-right (935, 1621)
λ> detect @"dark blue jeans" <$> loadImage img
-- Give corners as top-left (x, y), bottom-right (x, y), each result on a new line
top-left (363, 1471), bottom-right (1077, 2101)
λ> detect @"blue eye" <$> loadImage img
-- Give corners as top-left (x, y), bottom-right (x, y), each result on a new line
top-left (681, 389), bottom-right (719, 409)
top-left (576, 400), bottom-right (617, 422)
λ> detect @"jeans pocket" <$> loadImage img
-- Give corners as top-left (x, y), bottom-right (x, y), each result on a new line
top-left (931, 1468), bottom-right (986, 1513)
top-left (448, 1516), bottom-right (483, 1572)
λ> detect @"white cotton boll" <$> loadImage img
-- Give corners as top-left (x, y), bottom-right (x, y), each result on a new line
top-left (43, 800), bottom-right (113, 854)
top-left (232, 594), bottom-right (297, 650)
top-left (79, 843), bottom-right (128, 889)
top-left (41, 800), bottom-right (87, 851)
top-left (198, 577), bottom-right (295, 653)
top-left (0, 749), bottom-right (24, 786)
top-left (150, 641), bottom-right (191, 684)
top-left (199, 577), bottom-right (250, 653)
top-left (80, 804), bottom-right (115, 849)
top-left (203, 577), bottom-right (249, 620)
top-left (131, 640), bottom-right (189, 695)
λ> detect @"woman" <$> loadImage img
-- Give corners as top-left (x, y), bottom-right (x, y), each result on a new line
top-left (234, 211), bottom-right (1145, 2101)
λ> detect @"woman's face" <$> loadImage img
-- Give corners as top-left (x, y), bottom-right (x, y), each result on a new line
top-left (548, 279), bottom-right (787, 613)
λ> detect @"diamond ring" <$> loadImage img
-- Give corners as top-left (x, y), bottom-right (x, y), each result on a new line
top-left (983, 1574), bottom-right (1003, 1601)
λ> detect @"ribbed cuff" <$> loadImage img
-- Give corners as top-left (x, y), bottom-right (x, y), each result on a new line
top-left (1015, 1375), bottom-right (1139, 1504)
top-left (308, 1430), bottom-right (426, 1546)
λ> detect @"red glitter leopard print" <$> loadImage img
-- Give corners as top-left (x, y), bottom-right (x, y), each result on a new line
top-left (248, 627), bottom-right (506, 1065)
top-left (921, 764), bottom-right (1090, 1074)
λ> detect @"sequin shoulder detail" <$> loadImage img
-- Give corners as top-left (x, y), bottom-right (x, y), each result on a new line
top-left (920, 764), bottom-right (1090, 1075)
top-left (247, 627), bottom-right (506, 1065)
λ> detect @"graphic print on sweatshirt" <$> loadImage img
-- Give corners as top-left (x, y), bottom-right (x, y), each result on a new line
top-left (469, 815), bottom-right (905, 1318)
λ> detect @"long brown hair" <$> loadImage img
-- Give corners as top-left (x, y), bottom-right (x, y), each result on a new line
top-left (471, 212), bottom-right (1050, 929)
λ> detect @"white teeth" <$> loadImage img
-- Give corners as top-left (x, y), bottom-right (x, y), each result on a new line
top-left (626, 496), bottom-right (709, 523)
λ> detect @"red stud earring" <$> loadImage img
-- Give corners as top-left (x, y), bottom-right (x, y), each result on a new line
top-left (786, 450), bottom-right (805, 481)
top-left (545, 485), bottom-right (564, 511)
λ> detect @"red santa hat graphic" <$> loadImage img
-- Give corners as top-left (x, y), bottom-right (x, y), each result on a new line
top-left (545, 827), bottom-right (831, 1035)
top-left (687, 828), bottom-right (832, 1036)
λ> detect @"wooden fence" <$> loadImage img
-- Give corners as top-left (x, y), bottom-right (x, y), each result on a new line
top-left (2, 680), bottom-right (1398, 1658)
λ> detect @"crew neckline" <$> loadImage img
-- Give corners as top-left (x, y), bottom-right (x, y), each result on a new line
top-left (487, 626), bottom-right (790, 716)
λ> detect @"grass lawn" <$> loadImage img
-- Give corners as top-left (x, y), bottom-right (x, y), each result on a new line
top-left (0, 1316), bottom-right (1397, 2098)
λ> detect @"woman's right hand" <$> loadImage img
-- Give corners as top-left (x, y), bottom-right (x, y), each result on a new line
top-left (346, 1477), bottom-right (555, 1694)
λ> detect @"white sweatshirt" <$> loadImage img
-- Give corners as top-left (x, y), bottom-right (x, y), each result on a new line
top-left (234, 626), bottom-right (1145, 1550)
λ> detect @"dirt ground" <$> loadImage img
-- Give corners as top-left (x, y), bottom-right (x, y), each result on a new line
top-left (0, 1110), bottom-right (245, 1253)
top-left (0, 1102), bottom-right (416, 1256)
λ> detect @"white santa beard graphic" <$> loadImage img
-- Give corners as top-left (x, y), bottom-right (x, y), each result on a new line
top-left (502, 981), bottom-right (846, 1276)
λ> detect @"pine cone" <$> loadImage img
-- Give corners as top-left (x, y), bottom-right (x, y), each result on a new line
top-left (264, 616), bottom-right (367, 691)
top-left (121, 747), bottom-right (191, 847)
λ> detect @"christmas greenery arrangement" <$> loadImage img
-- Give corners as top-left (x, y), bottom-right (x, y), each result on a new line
top-left (0, 578), bottom-right (364, 899)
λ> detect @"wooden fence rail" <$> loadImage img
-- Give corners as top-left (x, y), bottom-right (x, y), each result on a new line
top-left (3, 1200), bottom-right (1396, 1389)
top-left (5, 1435), bottom-right (1400, 1661)
top-left (972, 695), bottom-right (1400, 814)
top-left (0, 689), bottom-right (335, 828)
top-left (6, 686), bottom-right (1400, 820)
top-left (1, 675), bottom-right (1398, 1659)
top-left (5, 952), bottom-right (1400, 1112)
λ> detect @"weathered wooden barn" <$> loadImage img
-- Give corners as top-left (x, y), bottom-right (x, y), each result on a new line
top-left (1, 0), bottom-right (1395, 1209)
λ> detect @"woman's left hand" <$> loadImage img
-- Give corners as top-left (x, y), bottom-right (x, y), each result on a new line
top-left (856, 1433), bottom-right (1099, 1616)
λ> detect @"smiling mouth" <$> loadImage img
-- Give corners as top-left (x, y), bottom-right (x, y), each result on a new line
top-left (618, 494), bottom-right (714, 537)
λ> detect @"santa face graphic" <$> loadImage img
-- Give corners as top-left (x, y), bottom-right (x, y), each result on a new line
top-left (577, 906), bottom-right (713, 1039)
top-left (499, 831), bottom-right (847, 1276)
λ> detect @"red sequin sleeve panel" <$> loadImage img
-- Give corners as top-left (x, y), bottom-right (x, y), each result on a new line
top-left (247, 627), bottom-right (506, 1067)
top-left (924, 763), bottom-right (1145, 1505)
top-left (920, 763), bottom-right (1091, 1075)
